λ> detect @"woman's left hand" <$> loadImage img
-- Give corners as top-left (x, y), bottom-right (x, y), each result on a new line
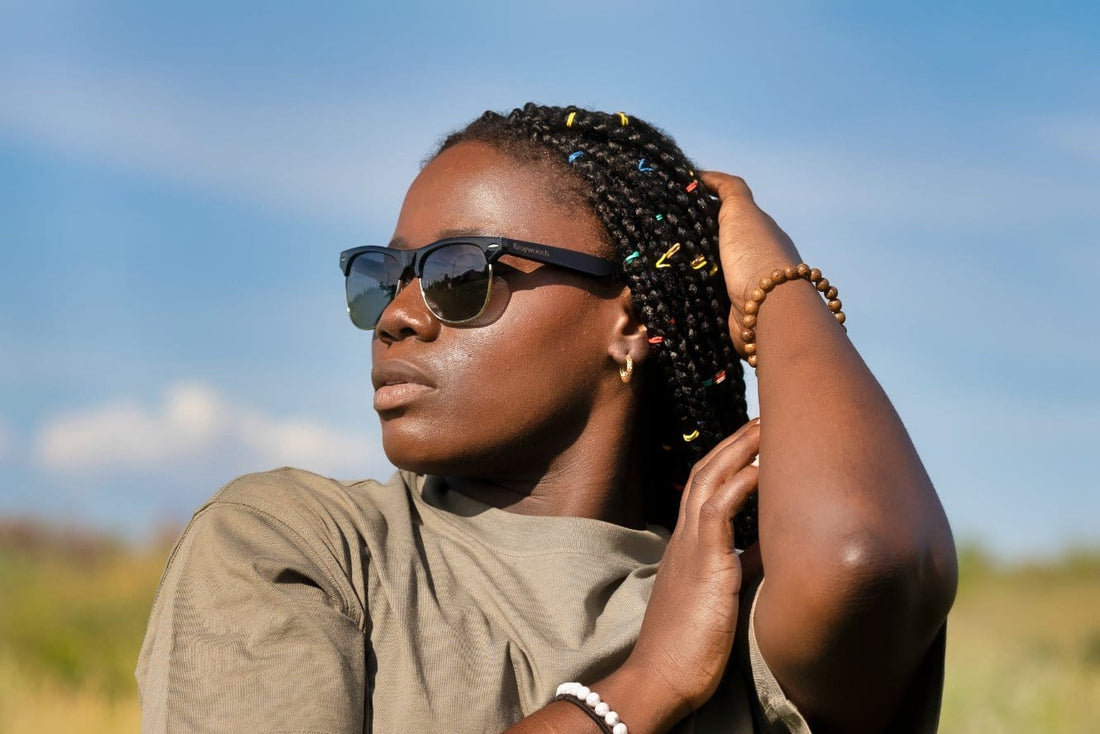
top-left (700, 172), bottom-right (803, 353)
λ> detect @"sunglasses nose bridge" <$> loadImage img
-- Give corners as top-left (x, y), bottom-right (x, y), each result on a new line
top-left (396, 263), bottom-right (415, 291)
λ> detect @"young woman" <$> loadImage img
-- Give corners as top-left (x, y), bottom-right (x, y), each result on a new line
top-left (138, 104), bottom-right (957, 733)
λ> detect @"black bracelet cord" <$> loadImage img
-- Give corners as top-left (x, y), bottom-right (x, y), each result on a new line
top-left (553, 693), bottom-right (614, 733)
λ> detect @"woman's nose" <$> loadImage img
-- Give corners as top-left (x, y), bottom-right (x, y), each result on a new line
top-left (375, 278), bottom-right (442, 343)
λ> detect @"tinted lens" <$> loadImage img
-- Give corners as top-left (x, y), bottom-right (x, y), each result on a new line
top-left (421, 243), bottom-right (491, 323)
top-left (346, 250), bottom-right (404, 329)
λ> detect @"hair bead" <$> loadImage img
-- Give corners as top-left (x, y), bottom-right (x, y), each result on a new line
top-left (617, 112), bottom-right (629, 126)
top-left (638, 159), bottom-right (654, 172)
top-left (685, 180), bottom-right (699, 193)
top-left (568, 151), bottom-right (584, 164)
top-left (702, 371), bottom-right (726, 387)
top-left (647, 335), bottom-right (664, 344)
top-left (690, 255), bottom-right (708, 270)
top-left (655, 243), bottom-right (681, 268)
top-left (565, 111), bottom-right (577, 127)
top-left (682, 429), bottom-right (700, 442)
top-left (624, 250), bottom-right (641, 263)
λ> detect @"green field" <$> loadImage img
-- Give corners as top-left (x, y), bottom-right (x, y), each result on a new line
top-left (1, 521), bottom-right (1097, 733)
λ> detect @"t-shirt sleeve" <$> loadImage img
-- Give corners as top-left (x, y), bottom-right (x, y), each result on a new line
top-left (746, 579), bottom-right (948, 733)
top-left (135, 497), bottom-right (369, 734)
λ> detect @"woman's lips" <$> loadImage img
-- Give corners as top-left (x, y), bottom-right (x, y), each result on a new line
top-left (371, 359), bottom-right (437, 412)
top-left (373, 382), bottom-right (436, 411)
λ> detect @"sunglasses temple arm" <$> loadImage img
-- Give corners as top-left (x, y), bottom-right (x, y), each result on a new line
top-left (501, 239), bottom-right (619, 277)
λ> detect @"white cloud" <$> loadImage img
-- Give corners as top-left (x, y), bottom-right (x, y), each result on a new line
top-left (32, 381), bottom-right (383, 479)
top-left (689, 134), bottom-right (1100, 231)
top-left (0, 61), bottom-right (441, 223)
top-left (6, 58), bottom-right (1096, 239)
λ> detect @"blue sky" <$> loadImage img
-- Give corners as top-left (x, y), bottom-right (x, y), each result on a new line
top-left (0, 1), bottom-right (1096, 559)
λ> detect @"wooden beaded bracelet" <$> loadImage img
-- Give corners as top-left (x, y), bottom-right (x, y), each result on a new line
top-left (740, 263), bottom-right (846, 369)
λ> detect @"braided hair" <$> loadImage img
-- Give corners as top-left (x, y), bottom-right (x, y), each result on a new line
top-left (437, 103), bottom-right (755, 543)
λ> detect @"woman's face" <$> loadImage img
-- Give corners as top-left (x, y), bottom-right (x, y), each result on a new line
top-left (372, 141), bottom-right (635, 477)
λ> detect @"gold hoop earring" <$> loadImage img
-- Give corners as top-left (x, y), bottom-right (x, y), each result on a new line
top-left (619, 354), bottom-right (633, 384)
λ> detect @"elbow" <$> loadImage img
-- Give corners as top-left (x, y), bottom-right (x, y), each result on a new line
top-left (829, 522), bottom-right (959, 627)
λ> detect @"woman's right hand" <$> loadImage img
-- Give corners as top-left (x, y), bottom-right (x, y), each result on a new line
top-left (625, 417), bottom-right (761, 715)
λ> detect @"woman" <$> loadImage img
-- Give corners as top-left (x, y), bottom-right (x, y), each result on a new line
top-left (137, 104), bottom-right (957, 733)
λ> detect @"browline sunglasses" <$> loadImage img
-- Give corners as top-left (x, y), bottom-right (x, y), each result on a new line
top-left (339, 236), bottom-right (621, 330)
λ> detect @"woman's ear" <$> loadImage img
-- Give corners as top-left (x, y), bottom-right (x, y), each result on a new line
top-left (606, 289), bottom-right (649, 368)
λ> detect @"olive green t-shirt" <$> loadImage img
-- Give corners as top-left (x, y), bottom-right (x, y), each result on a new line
top-left (136, 468), bottom-right (945, 732)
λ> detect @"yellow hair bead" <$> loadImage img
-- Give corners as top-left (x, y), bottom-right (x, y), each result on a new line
top-left (565, 111), bottom-right (576, 128)
top-left (690, 255), bottom-right (707, 270)
top-left (617, 112), bottom-right (629, 126)
top-left (682, 430), bottom-right (700, 442)
top-left (655, 242), bottom-right (681, 269)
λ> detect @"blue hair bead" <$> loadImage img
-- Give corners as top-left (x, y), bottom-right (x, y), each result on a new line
top-left (568, 151), bottom-right (584, 164)
top-left (638, 159), bottom-right (654, 172)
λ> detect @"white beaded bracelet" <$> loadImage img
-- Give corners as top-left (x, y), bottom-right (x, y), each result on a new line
top-left (554, 682), bottom-right (628, 734)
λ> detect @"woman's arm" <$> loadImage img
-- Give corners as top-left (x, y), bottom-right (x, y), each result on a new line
top-left (703, 171), bottom-right (958, 733)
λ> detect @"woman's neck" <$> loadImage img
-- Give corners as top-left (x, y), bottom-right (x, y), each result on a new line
top-left (442, 406), bottom-right (648, 529)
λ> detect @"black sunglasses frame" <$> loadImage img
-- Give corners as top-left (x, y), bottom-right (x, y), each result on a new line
top-left (339, 236), bottom-right (621, 328)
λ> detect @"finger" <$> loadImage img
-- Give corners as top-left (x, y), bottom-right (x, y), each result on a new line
top-left (683, 417), bottom-right (760, 491)
top-left (703, 416), bottom-right (761, 462)
top-left (700, 171), bottom-right (754, 203)
top-left (680, 421), bottom-right (760, 524)
top-left (676, 417), bottom-right (760, 527)
top-left (698, 465), bottom-right (758, 551)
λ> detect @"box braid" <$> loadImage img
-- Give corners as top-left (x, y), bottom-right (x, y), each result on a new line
top-left (438, 103), bottom-right (755, 543)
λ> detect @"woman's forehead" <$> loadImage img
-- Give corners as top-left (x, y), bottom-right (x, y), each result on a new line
top-left (393, 141), bottom-right (609, 257)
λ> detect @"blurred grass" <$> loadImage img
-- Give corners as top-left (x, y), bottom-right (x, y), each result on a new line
top-left (0, 519), bottom-right (171, 734)
top-left (941, 543), bottom-right (1100, 732)
top-left (0, 521), bottom-right (1098, 733)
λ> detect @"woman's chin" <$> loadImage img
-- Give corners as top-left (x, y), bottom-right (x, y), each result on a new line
top-left (381, 431), bottom-right (462, 476)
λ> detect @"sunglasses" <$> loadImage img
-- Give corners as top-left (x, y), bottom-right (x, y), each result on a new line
top-left (339, 236), bottom-right (620, 330)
